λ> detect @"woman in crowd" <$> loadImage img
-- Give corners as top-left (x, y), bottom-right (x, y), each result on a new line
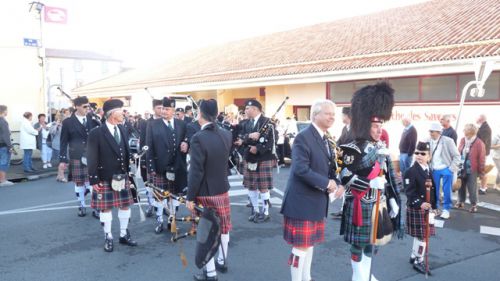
top-left (20, 112), bottom-right (40, 173)
top-left (50, 112), bottom-right (67, 182)
top-left (491, 128), bottom-right (500, 191)
top-left (455, 123), bottom-right (486, 213)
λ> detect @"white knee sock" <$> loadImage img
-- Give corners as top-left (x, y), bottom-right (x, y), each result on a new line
top-left (361, 252), bottom-right (378, 281)
top-left (261, 191), bottom-right (271, 215)
top-left (146, 190), bottom-right (154, 206)
top-left (205, 257), bottom-right (217, 277)
top-left (118, 209), bottom-right (131, 237)
top-left (302, 247), bottom-right (313, 281)
top-left (416, 239), bottom-right (426, 263)
top-left (75, 185), bottom-right (86, 207)
top-left (248, 190), bottom-right (259, 213)
top-left (411, 238), bottom-right (419, 259)
top-left (217, 233), bottom-right (230, 264)
top-left (100, 211), bottom-right (113, 239)
top-left (290, 248), bottom-right (306, 281)
top-left (155, 202), bottom-right (164, 222)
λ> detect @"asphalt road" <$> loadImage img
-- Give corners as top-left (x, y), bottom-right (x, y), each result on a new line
top-left (1, 167), bottom-right (500, 281)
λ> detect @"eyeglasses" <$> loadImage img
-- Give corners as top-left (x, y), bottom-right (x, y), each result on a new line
top-left (414, 152), bottom-right (427, 156)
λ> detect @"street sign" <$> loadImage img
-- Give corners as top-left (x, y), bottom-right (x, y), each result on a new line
top-left (23, 38), bottom-right (39, 47)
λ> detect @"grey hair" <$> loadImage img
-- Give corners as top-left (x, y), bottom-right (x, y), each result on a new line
top-left (310, 99), bottom-right (336, 121)
top-left (441, 114), bottom-right (451, 121)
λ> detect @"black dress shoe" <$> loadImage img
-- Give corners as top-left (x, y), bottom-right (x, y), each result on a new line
top-left (409, 256), bottom-right (416, 264)
top-left (84, 188), bottom-right (90, 196)
top-left (215, 261), bottom-right (228, 273)
top-left (104, 236), bottom-right (113, 252)
top-left (193, 272), bottom-right (218, 281)
top-left (119, 230), bottom-right (138, 246)
top-left (248, 213), bottom-right (258, 223)
top-left (78, 207), bottom-right (86, 217)
top-left (256, 213), bottom-right (271, 223)
top-left (413, 261), bottom-right (431, 275)
top-left (92, 210), bottom-right (100, 219)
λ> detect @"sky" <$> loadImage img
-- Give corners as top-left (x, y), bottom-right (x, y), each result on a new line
top-left (2, 0), bottom-right (429, 68)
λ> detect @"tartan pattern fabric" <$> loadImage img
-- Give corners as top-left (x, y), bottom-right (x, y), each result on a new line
top-left (343, 198), bottom-right (374, 247)
top-left (149, 173), bottom-right (168, 189)
top-left (243, 159), bottom-right (274, 190)
top-left (69, 159), bottom-right (88, 186)
top-left (90, 179), bottom-right (134, 210)
top-left (283, 216), bottom-right (325, 248)
top-left (406, 207), bottom-right (436, 239)
top-left (196, 192), bottom-right (232, 234)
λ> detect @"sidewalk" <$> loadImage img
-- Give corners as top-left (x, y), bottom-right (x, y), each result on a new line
top-left (6, 158), bottom-right (58, 182)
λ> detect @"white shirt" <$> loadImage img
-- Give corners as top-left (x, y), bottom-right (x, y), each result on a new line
top-left (105, 121), bottom-right (119, 138)
top-left (75, 113), bottom-right (86, 125)
top-left (201, 122), bottom-right (212, 130)
top-left (252, 114), bottom-right (262, 128)
top-left (418, 162), bottom-right (430, 174)
top-left (312, 122), bottom-right (325, 139)
top-left (163, 118), bottom-right (174, 130)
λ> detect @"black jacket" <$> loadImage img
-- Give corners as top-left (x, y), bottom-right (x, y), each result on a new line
top-left (187, 123), bottom-right (232, 201)
top-left (442, 127), bottom-right (458, 145)
top-left (59, 114), bottom-right (99, 163)
top-left (478, 121), bottom-right (492, 156)
top-left (0, 117), bottom-right (11, 147)
top-left (399, 125), bottom-right (418, 154)
top-left (337, 125), bottom-right (354, 146)
top-left (241, 115), bottom-right (277, 163)
top-left (281, 125), bottom-right (340, 221)
top-left (186, 121), bottom-right (201, 144)
top-left (87, 124), bottom-right (130, 185)
top-left (146, 118), bottom-right (188, 192)
top-left (404, 163), bottom-right (436, 210)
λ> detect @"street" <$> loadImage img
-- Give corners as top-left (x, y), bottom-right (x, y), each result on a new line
top-left (1, 167), bottom-right (500, 281)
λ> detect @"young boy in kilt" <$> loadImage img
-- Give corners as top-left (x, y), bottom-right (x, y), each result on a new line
top-left (281, 100), bottom-right (344, 281)
top-left (339, 82), bottom-right (403, 281)
top-left (404, 141), bottom-right (436, 275)
top-left (239, 99), bottom-right (277, 223)
top-left (186, 99), bottom-right (233, 281)
top-left (87, 99), bottom-right (138, 252)
top-left (59, 96), bottom-right (99, 217)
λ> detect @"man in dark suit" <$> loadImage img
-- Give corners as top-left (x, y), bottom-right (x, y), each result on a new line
top-left (239, 99), bottom-right (277, 223)
top-left (186, 99), bottom-right (232, 281)
top-left (88, 99), bottom-right (137, 252)
top-left (281, 100), bottom-right (343, 281)
top-left (60, 96), bottom-right (99, 217)
top-left (337, 107), bottom-right (354, 146)
top-left (139, 99), bottom-right (163, 217)
top-left (146, 97), bottom-right (189, 233)
top-left (399, 117), bottom-right (418, 175)
top-left (477, 114), bottom-right (492, 194)
top-left (176, 107), bottom-right (193, 124)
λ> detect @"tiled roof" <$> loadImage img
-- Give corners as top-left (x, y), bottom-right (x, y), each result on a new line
top-left (74, 0), bottom-right (500, 94)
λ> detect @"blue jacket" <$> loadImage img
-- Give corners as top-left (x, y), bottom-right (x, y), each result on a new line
top-left (281, 124), bottom-right (339, 221)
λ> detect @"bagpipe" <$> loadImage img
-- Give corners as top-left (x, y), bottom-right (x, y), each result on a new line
top-left (128, 146), bottom-right (150, 221)
top-left (145, 182), bottom-right (223, 269)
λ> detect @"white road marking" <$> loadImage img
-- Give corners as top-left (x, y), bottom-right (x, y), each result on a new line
top-left (272, 187), bottom-right (284, 196)
top-left (0, 199), bottom-right (77, 213)
top-left (451, 194), bottom-right (500, 212)
top-left (229, 189), bottom-right (248, 197)
top-left (480, 226), bottom-right (500, 236)
top-left (0, 205), bottom-right (77, 215)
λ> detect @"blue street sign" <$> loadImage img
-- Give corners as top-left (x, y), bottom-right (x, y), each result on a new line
top-left (23, 38), bottom-right (39, 47)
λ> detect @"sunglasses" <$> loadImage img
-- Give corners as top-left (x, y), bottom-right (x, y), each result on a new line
top-left (414, 151), bottom-right (427, 156)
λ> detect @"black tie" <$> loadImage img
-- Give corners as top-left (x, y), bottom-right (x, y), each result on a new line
top-left (82, 117), bottom-right (87, 127)
top-left (323, 135), bottom-right (331, 157)
top-left (167, 120), bottom-right (173, 129)
top-left (114, 126), bottom-right (120, 144)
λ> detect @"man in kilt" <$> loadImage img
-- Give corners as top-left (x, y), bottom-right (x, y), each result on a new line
top-left (404, 141), bottom-right (436, 275)
top-left (146, 97), bottom-right (188, 234)
top-left (239, 99), bottom-right (277, 223)
top-left (339, 82), bottom-right (403, 281)
top-left (139, 98), bottom-right (163, 217)
top-left (186, 99), bottom-right (232, 281)
top-left (87, 99), bottom-right (137, 252)
top-left (281, 100), bottom-right (344, 281)
top-left (59, 96), bottom-right (99, 218)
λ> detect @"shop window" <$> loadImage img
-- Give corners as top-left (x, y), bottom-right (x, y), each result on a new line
top-left (388, 77), bottom-right (419, 101)
top-left (421, 76), bottom-right (457, 101)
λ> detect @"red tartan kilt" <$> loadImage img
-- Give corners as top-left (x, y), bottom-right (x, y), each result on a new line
top-left (243, 160), bottom-right (274, 190)
top-left (69, 159), bottom-right (88, 186)
top-left (283, 216), bottom-right (325, 248)
top-left (149, 173), bottom-right (176, 194)
top-left (91, 179), bottom-right (134, 210)
top-left (194, 192), bottom-right (232, 234)
top-left (406, 207), bottom-right (436, 239)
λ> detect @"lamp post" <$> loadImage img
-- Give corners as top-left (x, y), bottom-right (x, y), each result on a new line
top-left (28, 2), bottom-right (48, 120)
top-left (455, 60), bottom-right (494, 130)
